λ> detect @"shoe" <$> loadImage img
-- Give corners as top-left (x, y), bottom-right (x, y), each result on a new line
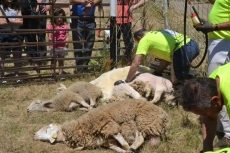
top-left (216, 131), bottom-right (225, 140)
top-left (1, 80), bottom-right (7, 84)
top-left (16, 80), bottom-right (23, 84)
top-left (60, 77), bottom-right (66, 81)
top-left (48, 77), bottom-right (54, 81)
top-left (214, 137), bottom-right (230, 148)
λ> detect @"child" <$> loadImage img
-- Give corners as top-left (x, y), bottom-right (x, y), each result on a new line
top-left (0, 0), bottom-right (23, 84)
top-left (46, 7), bottom-right (69, 81)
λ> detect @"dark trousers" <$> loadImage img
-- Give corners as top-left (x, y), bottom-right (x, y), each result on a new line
top-left (117, 22), bottom-right (134, 58)
top-left (20, 18), bottom-right (39, 58)
top-left (37, 15), bottom-right (47, 57)
top-left (71, 18), bottom-right (96, 71)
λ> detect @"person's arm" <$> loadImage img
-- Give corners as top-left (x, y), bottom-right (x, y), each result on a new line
top-left (212, 21), bottom-right (230, 31)
top-left (129, 0), bottom-right (148, 13)
top-left (208, 0), bottom-right (215, 5)
top-left (9, 10), bottom-right (23, 26)
top-left (125, 54), bottom-right (143, 83)
top-left (200, 116), bottom-right (217, 152)
top-left (65, 25), bottom-right (69, 48)
top-left (92, 0), bottom-right (102, 5)
top-left (69, 0), bottom-right (88, 5)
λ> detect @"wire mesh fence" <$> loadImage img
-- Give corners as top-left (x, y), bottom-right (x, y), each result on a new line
top-left (128, 0), bottom-right (212, 76)
top-left (0, 0), bottom-right (212, 84)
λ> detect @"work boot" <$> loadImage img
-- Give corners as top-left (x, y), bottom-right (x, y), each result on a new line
top-left (214, 137), bottom-right (230, 148)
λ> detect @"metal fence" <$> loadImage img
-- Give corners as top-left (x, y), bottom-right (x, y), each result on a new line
top-left (0, 0), bottom-right (212, 84)
top-left (113, 0), bottom-right (212, 76)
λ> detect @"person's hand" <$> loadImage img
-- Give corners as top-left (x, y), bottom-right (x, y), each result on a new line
top-left (194, 21), bottom-right (213, 34)
top-left (128, 5), bottom-right (135, 15)
top-left (83, 3), bottom-right (92, 15)
top-left (114, 80), bottom-right (126, 86)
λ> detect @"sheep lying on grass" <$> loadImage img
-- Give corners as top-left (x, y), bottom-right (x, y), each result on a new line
top-left (27, 82), bottom-right (102, 112)
top-left (106, 73), bottom-right (175, 105)
top-left (90, 65), bottom-right (153, 99)
top-left (34, 99), bottom-right (170, 152)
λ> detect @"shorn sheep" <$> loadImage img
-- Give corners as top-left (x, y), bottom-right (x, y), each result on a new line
top-left (90, 65), bottom-right (154, 99)
top-left (34, 99), bottom-right (170, 152)
top-left (27, 81), bottom-right (102, 112)
top-left (106, 73), bottom-right (175, 105)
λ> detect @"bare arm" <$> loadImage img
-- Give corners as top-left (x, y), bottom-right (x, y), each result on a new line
top-left (201, 116), bottom-right (217, 152)
top-left (211, 21), bottom-right (230, 31)
top-left (208, 0), bottom-right (215, 4)
top-left (10, 10), bottom-right (23, 26)
top-left (125, 54), bottom-right (143, 83)
top-left (129, 0), bottom-right (148, 13)
top-left (69, 0), bottom-right (88, 5)
top-left (92, 0), bottom-right (102, 5)
top-left (65, 26), bottom-right (69, 48)
top-left (0, 10), bottom-right (22, 26)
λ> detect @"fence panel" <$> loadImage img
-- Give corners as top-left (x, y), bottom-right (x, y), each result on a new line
top-left (114, 0), bottom-right (212, 76)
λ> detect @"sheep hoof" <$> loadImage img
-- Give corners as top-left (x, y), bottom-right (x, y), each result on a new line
top-left (79, 108), bottom-right (89, 111)
top-left (150, 100), bottom-right (157, 104)
top-left (74, 146), bottom-right (84, 150)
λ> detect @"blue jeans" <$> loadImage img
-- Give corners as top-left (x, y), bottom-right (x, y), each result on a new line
top-left (0, 34), bottom-right (22, 57)
top-left (71, 18), bottom-right (96, 71)
top-left (173, 39), bottom-right (200, 80)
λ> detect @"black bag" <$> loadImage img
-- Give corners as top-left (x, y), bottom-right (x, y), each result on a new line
top-left (19, 0), bottom-right (37, 15)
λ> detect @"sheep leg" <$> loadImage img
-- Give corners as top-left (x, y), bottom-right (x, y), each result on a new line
top-left (113, 133), bottom-right (130, 150)
top-left (109, 143), bottom-right (127, 153)
top-left (71, 94), bottom-right (92, 110)
top-left (89, 99), bottom-right (96, 107)
top-left (151, 87), bottom-right (164, 104)
top-left (122, 84), bottom-right (141, 99)
top-left (129, 131), bottom-right (144, 150)
top-left (73, 146), bottom-right (84, 150)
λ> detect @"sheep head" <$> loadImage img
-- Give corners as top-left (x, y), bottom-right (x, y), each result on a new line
top-left (27, 100), bottom-right (55, 112)
top-left (34, 123), bottom-right (64, 143)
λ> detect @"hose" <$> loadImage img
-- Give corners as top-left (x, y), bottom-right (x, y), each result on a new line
top-left (183, 0), bottom-right (208, 68)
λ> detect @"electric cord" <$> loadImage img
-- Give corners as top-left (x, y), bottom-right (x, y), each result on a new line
top-left (183, 0), bottom-right (208, 68)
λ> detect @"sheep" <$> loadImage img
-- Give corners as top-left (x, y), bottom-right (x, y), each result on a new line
top-left (130, 73), bottom-right (174, 104)
top-left (27, 81), bottom-right (103, 112)
top-left (90, 65), bottom-right (154, 99)
top-left (105, 73), bottom-right (175, 105)
top-left (34, 99), bottom-right (170, 152)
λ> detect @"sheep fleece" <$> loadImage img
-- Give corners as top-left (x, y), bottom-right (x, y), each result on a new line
top-left (62, 99), bottom-right (170, 148)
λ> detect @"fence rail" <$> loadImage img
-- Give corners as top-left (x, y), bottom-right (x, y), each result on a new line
top-left (0, 0), bottom-right (211, 84)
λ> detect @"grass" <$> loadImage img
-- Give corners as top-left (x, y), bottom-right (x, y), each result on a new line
top-left (0, 1), bottom-right (214, 153)
top-left (0, 77), bottom-right (216, 153)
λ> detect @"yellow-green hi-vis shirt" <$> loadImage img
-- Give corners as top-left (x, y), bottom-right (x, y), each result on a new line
top-left (209, 63), bottom-right (230, 115)
top-left (205, 147), bottom-right (230, 153)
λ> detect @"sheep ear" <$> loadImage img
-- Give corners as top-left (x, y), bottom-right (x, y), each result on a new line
top-left (49, 132), bottom-right (57, 143)
top-left (43, 102), bottom-right (54, 108)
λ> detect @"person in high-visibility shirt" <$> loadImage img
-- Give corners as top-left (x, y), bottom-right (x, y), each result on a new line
top-left (180, 63), bottom-right (230, 152)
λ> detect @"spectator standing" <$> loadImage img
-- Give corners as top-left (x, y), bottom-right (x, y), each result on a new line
top-left (0, 0), bottom-right (23, 84)
top-left (116, 0), bottom-right (149, 63)
top-left (37, 0), bottom-right (51, 58)
top-left (37, 0), bottom-right (56, 59)
top-left (114, 28), bottom-right (200, 85)
top-left (47, 8), bottom-right (69, 81)
top-left (19, 0), bottom-right (40, 74)
top-left (69, 0), bottom-right (102, 72)
top-left (194, 0), bottom-right (230, 149)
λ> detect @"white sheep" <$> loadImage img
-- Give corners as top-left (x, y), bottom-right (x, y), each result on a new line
top-left (90, 65), bottom-right (154, 99)
top-left (34, 99), bottom-right (170, 152)
top-left (105, 73), bottom-right (175, 105)
top-left (27, 81), bottom-right (103, 112)
top-left (130, 73), bottom-right (174, 104)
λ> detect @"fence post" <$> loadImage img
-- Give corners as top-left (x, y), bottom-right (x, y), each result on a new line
top-left (163, 0), bottom-right (169, 29)
top-left (109, 0), bottom-right (117, 69)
